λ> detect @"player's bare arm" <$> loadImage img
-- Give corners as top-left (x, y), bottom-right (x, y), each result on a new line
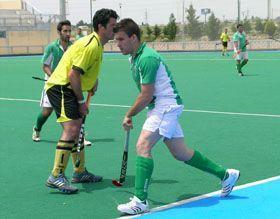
top-left (123, 84), bottom-right (154, 130)
top-left (42, 64), bottom-right (52, 77)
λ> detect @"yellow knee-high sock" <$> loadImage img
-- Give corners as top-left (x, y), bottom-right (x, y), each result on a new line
top-left (71, 144), bottom-right (85, 173)
top-left (51, 140), bottom-right (74, 177)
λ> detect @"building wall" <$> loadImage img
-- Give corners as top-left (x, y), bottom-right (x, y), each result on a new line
top-left (0, 0), bottom-right (22, 10)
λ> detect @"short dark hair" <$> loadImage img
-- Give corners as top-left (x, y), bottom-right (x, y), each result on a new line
top-left (113, 18), bottom-right (141, 41)
top-left (92, 8), bottom-right (118, 32)
top-left (57, 20), bottom-right (71, 32)
top-left (237, 24), bottom-right (243, 29)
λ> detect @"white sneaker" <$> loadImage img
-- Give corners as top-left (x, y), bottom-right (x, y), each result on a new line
top-left (32, 126), bottom-right (40, 142)
top-left (117, 196), bottom-right (149, 215)
top-left (84, 139), bottom-right (92, 146)
top-left (221, 169), bottom-right (240, 197)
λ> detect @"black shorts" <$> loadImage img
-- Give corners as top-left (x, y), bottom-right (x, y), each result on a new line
top-left (46, 84), bottom-right (81, 122)
top-left (222, 42), bottom-right (228, 47)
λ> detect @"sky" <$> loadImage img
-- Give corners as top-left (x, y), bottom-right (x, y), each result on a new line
top-left (26, 0), bottom-right (280, 25)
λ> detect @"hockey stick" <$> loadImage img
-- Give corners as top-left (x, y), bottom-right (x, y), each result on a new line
top-left (75, 92), bottom-right (93, 167)
top-left (112, 129), bottom-right (130, 187)
top-left (32, 76), bottom-right (46, 81)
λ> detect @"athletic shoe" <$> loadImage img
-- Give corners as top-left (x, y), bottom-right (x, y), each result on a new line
top-left (46, 174), bottom-right (78, 194)
top-left (71, 168), bottom-right (102, 183)
top-left (221, 169), bottom-right (240, 197)
top-left (117, 196), bottom-right (149, 215)
top-left (32, 126), bottom-right (40, 142)
top-left (84, 139), bottom-right (92, 146)
top-left (239, 72), bottom-right (244, 76)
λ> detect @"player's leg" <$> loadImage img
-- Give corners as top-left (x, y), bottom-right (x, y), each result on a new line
top-left (117, 129), bottom-right (161, 214)
top-left (32, 90), bottom-right (53, 141)
top-left (164, 129), bottom-right (240, 197)
top-left (236, 58), bottom-right (243, 76)
top-left (45, 85), bottom-right (83, 193)
top-left (70, 142), bottom-right (102, 183)
top-left (224, 42), bottom-right (229, 56)
top-left (240, 52), bottom-right (249, 69)
top-left (46, 119), bottom-right (81, 194)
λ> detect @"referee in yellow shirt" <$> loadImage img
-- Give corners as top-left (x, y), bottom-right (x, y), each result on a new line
top-left (44, 9), bottom-right (118, 194)
top-left (220, 28), bottom-right (230, 56)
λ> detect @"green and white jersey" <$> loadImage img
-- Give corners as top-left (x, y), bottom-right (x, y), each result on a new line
top-left (232, 31), bottom-right (247, 52)
top-left (41, 39), bottom-right (72, 80)
top-left (129, 43), bottom-right (182, 110)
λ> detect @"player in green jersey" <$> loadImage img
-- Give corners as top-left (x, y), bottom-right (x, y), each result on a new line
top-left (114, 18), bottom-right (240, 215)
top-left (233, 24), bottom-right (249, 76)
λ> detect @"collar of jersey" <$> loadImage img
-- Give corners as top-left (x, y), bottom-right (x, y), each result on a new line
top-left (133, 42), bottom-right (146, 60)
top-left (54, 39), bottom-right (72, 47)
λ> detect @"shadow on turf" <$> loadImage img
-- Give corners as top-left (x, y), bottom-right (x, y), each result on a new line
top-left (39, 138), bottom-right (115, 144)
top-left (176, 194), bottom-right (248, 208)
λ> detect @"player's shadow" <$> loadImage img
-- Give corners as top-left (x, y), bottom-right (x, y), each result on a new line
top-left (39, 139), bottom-right (57, 144)
top-left (90, 138), bottom-right (115, 143)
top-left (243, 74), bottom-right (259, 77)
top-left (151, 179), bottom-right (179, 185)
top-left (79, 175), bottom-right (135, 193)
top-left (176, 194), bottom-right (249, 208)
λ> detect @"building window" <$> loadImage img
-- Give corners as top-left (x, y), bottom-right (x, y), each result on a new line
top-left (0, 31), bottom-right (6, 38)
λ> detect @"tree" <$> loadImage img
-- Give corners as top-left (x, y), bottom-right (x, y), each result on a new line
top-left (255, 17), bottom-right (265, 33)
top-left (243, 19), bottom-right (252, 33)
top-left (153, 25), bottom-right (161, 39)
top-left (76, 20), bottom-right (86, 27)
top-left (163, 13), bottom-right (178, 41)
top-left (185, 5), bottom-right (202, 39)
top-left (205, 13), bottom-right (221, 40)
top-left (264, 20), bottom-right (277, 37)
top-left (146, 24), bottom-right (153, 41)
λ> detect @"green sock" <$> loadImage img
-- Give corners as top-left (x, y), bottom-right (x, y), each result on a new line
top-left (240, 59), bottom-right (248, 68)
top-left (135, 156), bottom-right (154, 201)
top-left (35, 112), bottom-right (49, 131)
top-left (185, 150), bottom-right (226, 180)
top-left (236, 63), bottom-right (242, 73)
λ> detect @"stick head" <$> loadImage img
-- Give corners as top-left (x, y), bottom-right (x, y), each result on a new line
top-left (112, 179), bottom-right (123, 187)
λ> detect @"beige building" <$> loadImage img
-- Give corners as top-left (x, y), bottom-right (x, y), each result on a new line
top-left (0, 0), bottom-right (60, 55)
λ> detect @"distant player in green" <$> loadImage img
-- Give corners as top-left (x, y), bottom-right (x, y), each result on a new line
top-left (233, 24), bottom-right (249, 76)
top-left (114, 18), bottom-right (240, 215)
top-left (75, 27), bottom-right (84, 40)
top-left (220, 28), bottom-right (230, 56)
top-left (32, 20), bottom-right (72, 142)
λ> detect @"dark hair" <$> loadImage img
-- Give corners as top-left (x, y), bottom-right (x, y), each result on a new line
top-left (92, 8), bottom-right (118, 32)
top-left (237, 24), bottom-right (243, 29)
top-left (113, 18), bottom-right (141, 41)
top-left (57, 20), bottom-right (71, 32)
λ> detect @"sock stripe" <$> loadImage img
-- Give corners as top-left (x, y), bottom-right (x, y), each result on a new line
top-left (56, 146), bottom-right (72, 151)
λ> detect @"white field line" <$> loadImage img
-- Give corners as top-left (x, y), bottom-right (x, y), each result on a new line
top-left (119, 175), bottom-right (280, 219)
top-left (1, 97), bottom-right (280, 118)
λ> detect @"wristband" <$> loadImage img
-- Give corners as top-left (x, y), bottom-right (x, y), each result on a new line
top-left (78, 99), bottom-right (86, 104)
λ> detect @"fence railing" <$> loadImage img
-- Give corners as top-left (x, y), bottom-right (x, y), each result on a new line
top-left (1, 40), bottom-right (280, 56)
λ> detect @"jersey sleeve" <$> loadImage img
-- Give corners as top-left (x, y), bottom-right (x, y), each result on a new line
top-left (220, 33), bottom-right (224, 39)
top-left (232, 33), bottom-right (238, 42)
top-left (72, 44), bottom-right (96, 74)
top-left (139, 57), bottom-right (160, 84)
top-left (41, 44), bottom-right (53, 66)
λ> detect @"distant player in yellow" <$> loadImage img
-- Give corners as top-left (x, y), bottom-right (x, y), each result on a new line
top-left (220, 28), bottom-right (230, 56)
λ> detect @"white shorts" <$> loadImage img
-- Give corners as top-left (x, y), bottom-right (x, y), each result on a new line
top-left (142, 105), bottom-right (184, 139)
top-left (235, 51), bottom-right (248, 61)
top-left (40, 89), bottom-right (52, 108)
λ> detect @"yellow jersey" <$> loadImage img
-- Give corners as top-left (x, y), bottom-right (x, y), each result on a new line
top-left (45, 32), bottom-right (103, 92)
top-left (220, 32), bottom-right (230, 42)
